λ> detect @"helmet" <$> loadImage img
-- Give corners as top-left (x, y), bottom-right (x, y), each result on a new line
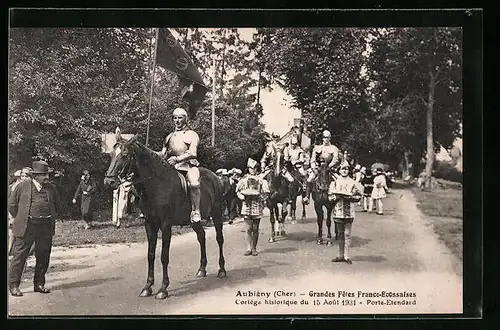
top-left (291, 136), bottom-right (298, 144)
top-left (172, 108), bottom-right (188, 117)
top-left (322, 130), bottom-right (331, 138)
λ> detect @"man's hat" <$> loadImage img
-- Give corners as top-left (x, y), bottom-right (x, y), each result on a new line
top-left (247, 158), bottom-right (258, 169)
top-left (83, 170), bottom-right (90, 175)
top-left (216, 169), bottom-right (223, 175)
top-left (220, 169), bottom-right (228, 175)
top-left (232, 168), bottom-right (242, 175)
top-left (291, 136), bottom-right (298, 144)
top-left (172, 107), bottom-right (188, 117)
top-left (272, 132), bottom-right (280, 139)
top-left (322, 130), bottom-right (331, 138)
top-left (31, 161), bottom-right (50, 174)
top-left (360, 167), bottom-right (367, 174)
top-left (264, 135), bottom-right (272, 141)
top-left (14, 170), bottom-right (22, 177)
top-left (354, 164), bottom-right (361, 171)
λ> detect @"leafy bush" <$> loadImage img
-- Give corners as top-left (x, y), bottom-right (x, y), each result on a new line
top-left (433, 161), bottom-right (462, 183)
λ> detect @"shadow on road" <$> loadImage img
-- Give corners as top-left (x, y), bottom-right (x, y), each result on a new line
top-left (169, 261), bottom-right (290, 298)
top-left (350, 236), bottom-right (371, 248)
top-left (22, 263), bottom-right (95, 278)
top-left (260, 247), bottom-right (298, 254)
top-left (50, 277), bottom-right (123, 290)
top-left (350, 255), bottom-right (387, 263)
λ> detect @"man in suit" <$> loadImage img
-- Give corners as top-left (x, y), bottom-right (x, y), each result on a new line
top-left (8, 160), bottom-right (61, 297)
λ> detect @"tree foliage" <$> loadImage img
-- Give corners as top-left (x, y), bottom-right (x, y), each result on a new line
top-left (9, 28), bottom-right (265, 214)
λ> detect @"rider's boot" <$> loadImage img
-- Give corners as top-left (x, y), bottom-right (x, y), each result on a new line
top-left (190, 185), bottom-right (202, 222)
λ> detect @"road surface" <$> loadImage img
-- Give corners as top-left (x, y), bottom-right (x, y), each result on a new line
top-left (8, 188), bottom-right (462, 316)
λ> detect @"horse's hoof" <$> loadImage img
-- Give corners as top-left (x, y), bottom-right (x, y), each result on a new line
top-left (291, 221), bottom-right (296, 225)
top-left (155, 290), bottom-right (169, 300)
top-left (286, 216), bottom-right (292, 221)
top-left (326, 241), bottom-right (333, 246)
top-left (139, 287), bottom-right (153, 297)
top-left (316, 239), bottom-right (323, 245)
top-left (217, 269), bottom-right (227, 278)
top-left (196, 269), bottom-right (207, 277)
top-left (281, 231), bottom-right (286, 236)
top-left (269, 237), bottom-right (275, 243)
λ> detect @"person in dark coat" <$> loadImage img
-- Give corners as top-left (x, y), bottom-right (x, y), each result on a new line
top-left (361, 167), bottom-right (374, 212)
top-left (72, 170), bottom-right (97, 229)
top-left (8, 160), bottom-right (62, 297)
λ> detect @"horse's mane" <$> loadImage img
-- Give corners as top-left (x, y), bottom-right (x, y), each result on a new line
top-left (131, 141), bottom-right (176, 180)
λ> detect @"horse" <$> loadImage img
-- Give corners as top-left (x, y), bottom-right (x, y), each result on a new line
top-left (283, 161), bottom-right (307, 224)
top-left (311, 162), bottom-right (337, 245)
top-left (103, 130), bottom-right (226, 300)
top-left (265, 143), bottom-right (290, 243)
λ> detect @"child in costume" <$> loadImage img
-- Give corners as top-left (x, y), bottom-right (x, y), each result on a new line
top-left (371, 168), bottom-right (388, 215)
top-left (328, 161), bottom-right (364, 264)
top-left (235, 158), bottom-right (270, 256)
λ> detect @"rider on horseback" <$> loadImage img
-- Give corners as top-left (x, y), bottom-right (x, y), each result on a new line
top-left (303, 129), bottom-right (341, 205)
top-left (260, 133), bottom-right (280, 178)
top-left (157, 107), bottom-right (202, 223)
top-left (283, 136), bottom-right (307, 202)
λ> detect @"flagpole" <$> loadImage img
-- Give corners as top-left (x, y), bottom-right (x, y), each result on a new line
top-left (146, 28), bottom-right (159, 147)
top-left (211, 56), bottom-right (216, 147)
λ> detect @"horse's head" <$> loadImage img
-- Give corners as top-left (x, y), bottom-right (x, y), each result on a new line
top-left (104, 127), bottom-right (139, 190)
top-left (271, 143), bottom-right (286, 175)
top-left (315, 162), bottom-right (332, 192)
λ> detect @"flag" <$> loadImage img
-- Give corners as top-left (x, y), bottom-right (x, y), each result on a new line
top-left (155, 28), bottom-right (209, 119)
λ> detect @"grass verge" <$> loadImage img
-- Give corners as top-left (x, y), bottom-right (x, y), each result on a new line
top-left (51, 209), bottom-right (223, 247)
top-left (412, 182), bottom-right (463, 265)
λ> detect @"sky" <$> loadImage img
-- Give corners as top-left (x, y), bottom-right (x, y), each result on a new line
top-left (174, 28), bottom-right (300, 136)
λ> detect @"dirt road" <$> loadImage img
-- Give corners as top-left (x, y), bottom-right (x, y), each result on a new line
top-left (8, 189), bottom-right (462, 316)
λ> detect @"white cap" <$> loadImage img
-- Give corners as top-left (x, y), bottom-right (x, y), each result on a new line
top-left (216, 169), bottom-right (223, 175)
top-left (221, 169), bottom-right (228, 175)
top-left (355, 164), bottom-right (361, 170)
top-left (247, 158), bottom-right (258, 169)
top-left (233, 168), bottom-right (242, 175)
top-left (14, 170), bottom-right (22, 177)
top-left (291, 136), bottom-right (298, 144)
top-left (322, 130), bottom-right (331, 138)
top-left (172, 107), bottom-right (188, 117)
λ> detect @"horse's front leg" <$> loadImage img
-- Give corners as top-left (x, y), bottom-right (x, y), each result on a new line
top-left (280, 201), bottom-right (288, 236)
top-left (139, 220), bottom-right (158, 297)
top-left (212, 207), bottom-right (226, 277)
top-left (290, 197), bottom-right (297, 224)
top-left (192, 221), bottom-right (208, 277)
top-left (269, 203), bottom-right (276, 243)
top-left (156, 224), bottom-right (172, 299)
top-left (314, 202), bottom-right (324, 244)
top-left (301, 194), bottom-right (307, 221)
top-left (326, 204), bottom-right (333, 246)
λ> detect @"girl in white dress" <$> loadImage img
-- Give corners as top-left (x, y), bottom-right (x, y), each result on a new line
top-left (371, 168), bottom-right (388, 215)
top-left (328, 161), bottom-right (364, 264)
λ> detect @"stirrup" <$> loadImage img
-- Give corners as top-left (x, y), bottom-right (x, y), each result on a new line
top-left (191, 210), bottom-right (201, 223)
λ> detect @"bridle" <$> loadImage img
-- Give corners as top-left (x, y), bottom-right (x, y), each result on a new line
top-left (108, 142), bottom-right (154, 187)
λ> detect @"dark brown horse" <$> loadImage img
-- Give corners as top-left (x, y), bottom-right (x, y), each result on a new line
top-left (103, 129), bottom-right (226, 300)
top-left (311, 162), bottom-right (337, 245)
top-left (284, 162), bottom-right (307, 224)
top-left (266, 143), bottom-right (290, 243)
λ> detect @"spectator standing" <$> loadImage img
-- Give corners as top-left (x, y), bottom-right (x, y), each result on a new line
top-left (72, 170), bottom-right (98, 229)
top-left (8, 161), bottom-right (61, 297)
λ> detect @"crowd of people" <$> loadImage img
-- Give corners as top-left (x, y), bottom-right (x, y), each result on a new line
top-left (7, 107), bottom-right (394, 296)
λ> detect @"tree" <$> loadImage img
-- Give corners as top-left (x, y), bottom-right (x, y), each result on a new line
top-left (256, 28), bottom-right (371, 152)
top-left (367, 28), bottom-right (462, 182)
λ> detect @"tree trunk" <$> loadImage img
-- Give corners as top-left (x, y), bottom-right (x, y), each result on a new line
top-left (425, 70), bottom-right (436, 189)
top-left (402, 150), bottom-right (410, 180)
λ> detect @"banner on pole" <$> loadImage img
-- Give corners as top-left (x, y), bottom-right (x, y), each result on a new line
top-left (101, 133), bottom-right (134, 154)
top-left (156, 28), bottom-right (209, 119)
